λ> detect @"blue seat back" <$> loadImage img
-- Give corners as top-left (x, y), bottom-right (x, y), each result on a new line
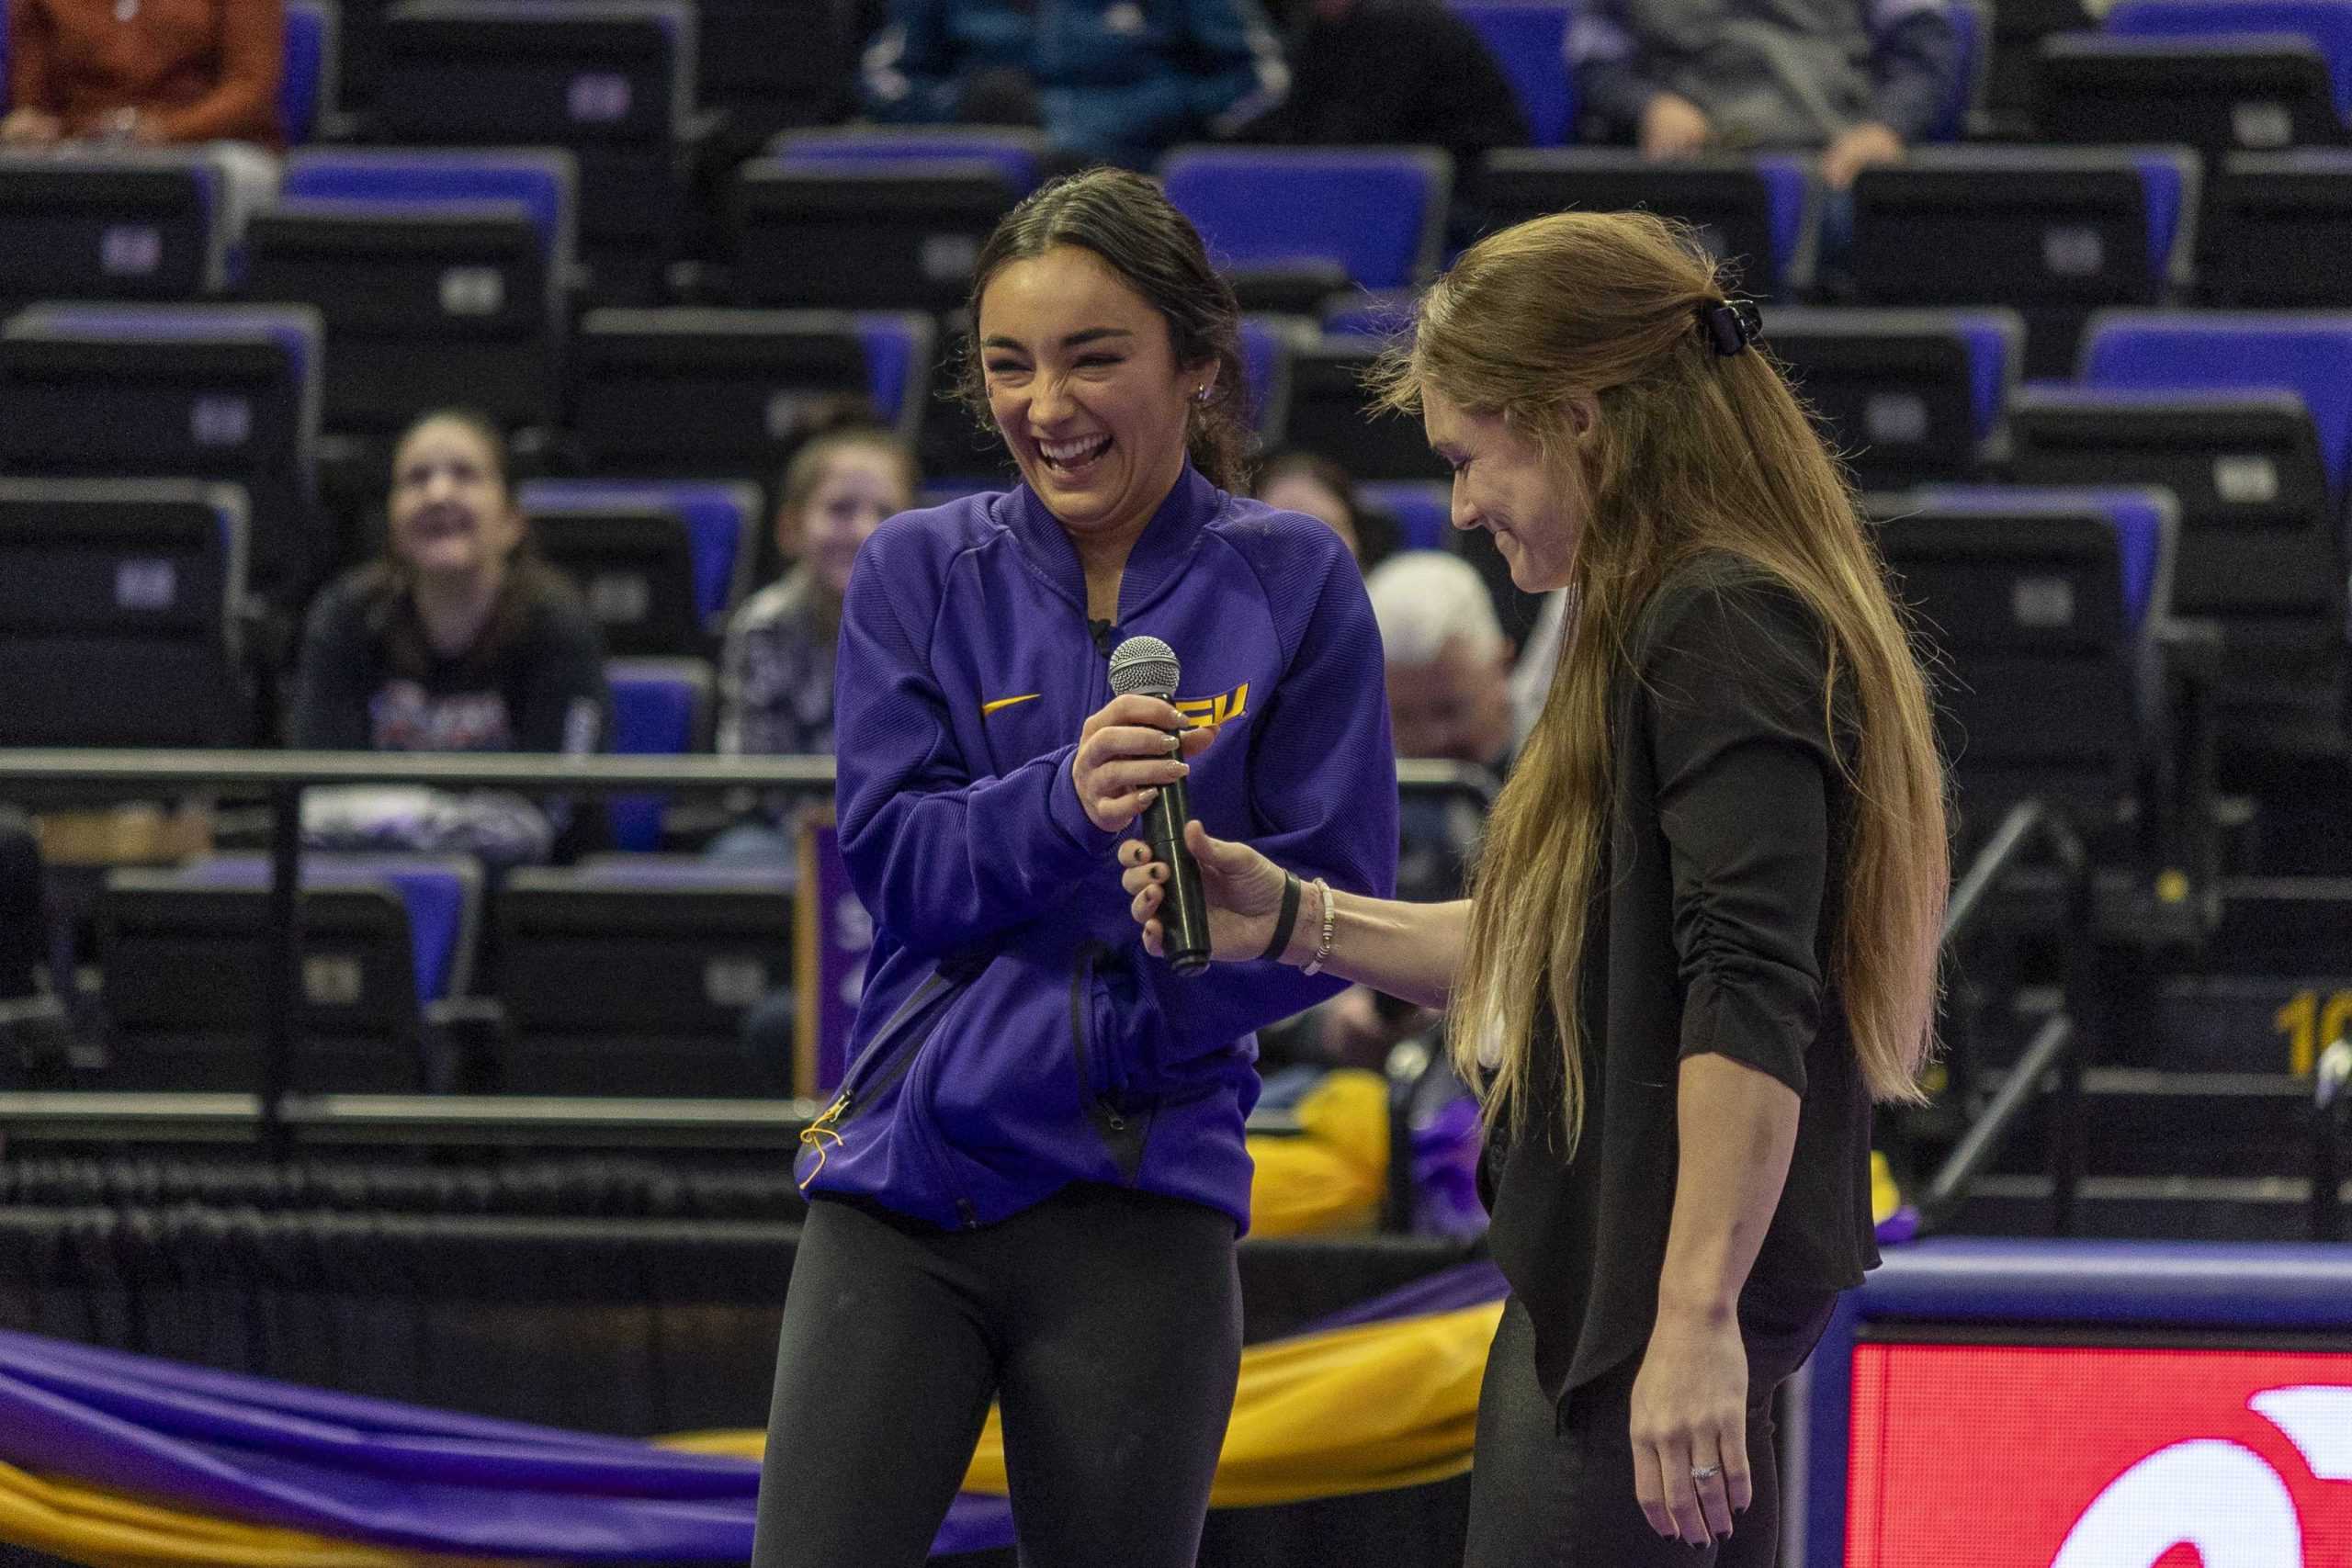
top-left (1451, 2), bottom-right (1576, 145)
top-left (1907, 485), bottom-right (2174, 634)
top-left (520, 479), bottom-right (760, 624)
top-left (174, 852), bottom-right (480, 1003)
top-left (1160, 148), bottom-right (1453, 291)
top-left (1885, 486), bottom-right (2178, 817)
top-left (1928, 0), bottom-right (1990, 141)
top-left (606, 657), bottom-right (713, 851)
top-left (1359, 480), bottom-right (1453, 553)
top-left (2108, 0), bottom-right (2352, 116)
top-left (852, 311), bottom-right (935, 434)
top-left (280, 0), bottom-right (338, 144)
top-left (768, 128), bottom-right (1046, 194)
top-left (1238, 316), bottom-right (1304, 436)
top-left (279, 149), bottom-right (575, 262)
top-left (2081, 310), bottom-right (2352, 493)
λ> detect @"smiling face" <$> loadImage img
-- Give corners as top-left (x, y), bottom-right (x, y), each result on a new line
top-left (387, 415), bottom-right (524, 585)
top-left (1422, 385), bottom-right (1582, 593)
top-left (792, 443), bottom-right (913, 603)
top-left (978, 244), bottom-right (1209, 549)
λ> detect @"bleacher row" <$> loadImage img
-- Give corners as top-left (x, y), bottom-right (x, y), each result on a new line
top-left (86, 847), bottom-right (801, 1099)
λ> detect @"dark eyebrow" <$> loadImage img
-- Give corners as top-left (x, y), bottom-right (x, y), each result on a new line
top-left (978, 327), bottom-right (1136, 353)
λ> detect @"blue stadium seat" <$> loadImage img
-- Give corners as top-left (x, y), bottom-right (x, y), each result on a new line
top-left (495, 856), bottom-right (795, 1095)
top-left (2200, 149), bottom-right (2352, 302)
top-left (734, 141), bottom-right (1033, 311)
top-left (245, 149), bottom-right (575, 437)
top-left (574, 308), bottom-right (924, 482)
top-left (698, 0), bottom-right (854, 143)
top-left (1880, 485), bottom-right (2180, 847)
top-left (1238, 315), bottom-right (1306, 438)
top-left (1451, 1), bottom-right (1577, 146)
top-left (1276, 333), bottom-right (1446, 481)
top-left (0, 303), bottom-right (322, 598)
top-left (768, 126), bottom-right (1048, 193)
top-left (520, 479), bottom-right (761, 652)
top-left (606, 657), bottom-right (714, 851)
top-left (2007, 310), bottom-right (2352, 739)
top-left (1849, 146), bottom-right (2198, 377)
top-left (0, 147), bottom-right (268, 301)
top-left (374, 0), bottom-right (697, 302)
top-left (854, 311), bottom-right (936, 434)
top-left (281, 0), bottom-right (342, 145)
top-left (0, 479), bottom-right (254, 747)
top-left (2108, 0), bottom-right (2352, 116)
top-left (1160, 147), bottom-right (1454, 295)
top-left (94, 852), bottom-right (485, 1091)
top-left (2080, 310), bottom-right (2352, 491)
top-left (2036, 33), bottom-right (2348, 153)
top-left (1359, 480), bottom-right (1453, 553)
top-left (170, 852), bottom-right (483, 1005)
top-left (1933, 0), bottom-right (1994, 141)
top-left (1761, 307), bottom-right (2024, 487)
top-left (1478, 150), bottom-right (1819, 299)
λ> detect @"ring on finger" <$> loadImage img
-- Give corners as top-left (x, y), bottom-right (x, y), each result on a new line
top-left (1689, 1463), bottom-right (1721, 1482)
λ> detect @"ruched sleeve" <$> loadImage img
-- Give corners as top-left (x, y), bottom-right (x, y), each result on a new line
top-left (1641, 576), bottom-right (1839, 1095)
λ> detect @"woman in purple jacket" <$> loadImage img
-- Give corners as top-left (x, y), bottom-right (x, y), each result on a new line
top-left (749, 168), bottom-right (1398, 1568)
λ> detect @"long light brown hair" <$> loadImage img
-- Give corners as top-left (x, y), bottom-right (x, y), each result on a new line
top-left (1370, 211), bottom-right (1948, 1146)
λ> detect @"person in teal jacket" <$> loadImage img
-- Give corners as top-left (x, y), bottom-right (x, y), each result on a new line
top-left (859, 0), bottom-right (1290, 169)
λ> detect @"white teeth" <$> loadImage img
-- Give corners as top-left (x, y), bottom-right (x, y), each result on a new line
top-left (1040, 434), bottom-right (1111, 464)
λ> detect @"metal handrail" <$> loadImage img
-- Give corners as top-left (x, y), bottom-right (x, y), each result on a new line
top-left (2312, 1036), bottom-right (2352, 1242)
top-left (1919, 796), bottom-right (2098, 1236)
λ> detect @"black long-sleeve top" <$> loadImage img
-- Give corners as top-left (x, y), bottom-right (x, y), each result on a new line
top-left (1479, 555), bottom-right (1880, 1403)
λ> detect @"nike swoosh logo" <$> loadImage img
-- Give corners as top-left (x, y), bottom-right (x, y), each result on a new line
top-left (981, 693), bottom-right (1042, 716)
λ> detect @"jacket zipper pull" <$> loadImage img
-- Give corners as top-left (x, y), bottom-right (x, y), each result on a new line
top-left (796, 1092), bottom-right (852, 1191)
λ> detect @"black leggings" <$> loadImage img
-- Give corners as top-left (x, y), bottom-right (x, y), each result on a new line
top-left (751, 1185), bottom-right (1243, 1568)
top-left (1464, 1292), bottom-right (1835, 1568)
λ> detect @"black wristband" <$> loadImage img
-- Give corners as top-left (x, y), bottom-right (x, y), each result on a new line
top-left (1259, 871), bottom-right (1303, 964)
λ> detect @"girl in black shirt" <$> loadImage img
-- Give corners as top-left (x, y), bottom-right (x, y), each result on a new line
top-left (287, 410), bottom-right (607, 862)
top-left (1117, 211), bottom-right (1948, 1564)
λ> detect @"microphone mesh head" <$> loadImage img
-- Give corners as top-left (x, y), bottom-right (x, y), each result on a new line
top-left (1107, 635), bottom-right (1182, 700)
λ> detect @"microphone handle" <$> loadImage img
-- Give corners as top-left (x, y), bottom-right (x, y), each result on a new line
top-left (1144, 773), bottom-right (1212, 976)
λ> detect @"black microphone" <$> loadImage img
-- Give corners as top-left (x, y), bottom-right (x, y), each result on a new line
top-left (1107, 635), bottom-right (1212, 976)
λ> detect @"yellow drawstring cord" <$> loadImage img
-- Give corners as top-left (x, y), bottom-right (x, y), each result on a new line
top-left (797, 1095), bottom-right (849, 1190)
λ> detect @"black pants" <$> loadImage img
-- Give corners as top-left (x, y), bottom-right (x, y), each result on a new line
top-left (1464, 1291), bottom-right (1836, 1568)
top-left (752, 1185), bottom-right (1243, 1568)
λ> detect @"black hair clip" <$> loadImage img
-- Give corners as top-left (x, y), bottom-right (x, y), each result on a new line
top-left (1698, 298), bottom-right (1762, 357)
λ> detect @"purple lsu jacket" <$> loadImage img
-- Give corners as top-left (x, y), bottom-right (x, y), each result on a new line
top-left (797, 466), bottom-right (1400, 1233)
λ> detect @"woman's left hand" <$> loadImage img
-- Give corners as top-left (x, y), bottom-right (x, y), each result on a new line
top-left (1627, 1306), bottom-right (1749, 1547)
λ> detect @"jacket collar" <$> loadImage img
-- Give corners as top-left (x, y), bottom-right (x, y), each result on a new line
top-left (1003, 463), bottom-right (1222, 620)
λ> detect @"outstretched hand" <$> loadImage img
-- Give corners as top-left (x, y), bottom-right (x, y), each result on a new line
top-left (1118, 819), bottom-right (1292, 964)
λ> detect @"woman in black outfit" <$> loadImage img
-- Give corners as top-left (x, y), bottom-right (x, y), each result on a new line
top-left (1119, 210), bottom-right (1951, 1563)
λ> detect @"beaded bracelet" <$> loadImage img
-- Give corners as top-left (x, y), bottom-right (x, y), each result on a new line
top-left (1302, 877), bottom-right (1337, 976)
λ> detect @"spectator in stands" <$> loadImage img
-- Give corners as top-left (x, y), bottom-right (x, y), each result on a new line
top-left (2, 0), bottom-right (285, 150)
top-left (1122, 209), bottom-right (1948, 1562)
top-left (1308, 549), bottom-right (1510, 1070)
top-left (287, 410), bottom-right (608, 865)
top-left (709, 420), bottom-right (920, 863)
top-left (858, 0), bottom-right (1290, 170)
top-left (1251, 448), bottom-right (1398, 570)
top-left (1237, 0), bottom-right (1528, 167)
top-left (1569, 0), bottom-right (1959, 189)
